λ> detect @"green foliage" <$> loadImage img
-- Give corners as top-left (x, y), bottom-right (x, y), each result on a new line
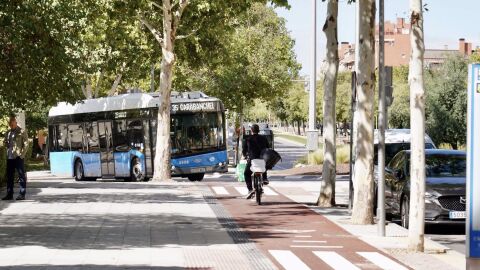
top-left (425, 54), bottom-right (468, 149)
top-left (0, 0), bottom-right (86, 111)
top-left (388, 66), bottom-right (410, 128)
top-left (191, 3), bottom-right (299, 114)
top-left (299, 144), bottom-right (350, 165)
top-left (285, 84), bottom-right (308, 123)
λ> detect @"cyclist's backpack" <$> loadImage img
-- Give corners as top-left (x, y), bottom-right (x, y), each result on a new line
top-left (261, 148), bottom-right (282, 170)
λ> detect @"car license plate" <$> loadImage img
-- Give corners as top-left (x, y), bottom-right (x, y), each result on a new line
top-left (449, 211), bottom-right (466, 219)
top-left (191, 168), bottom-right (206, 173)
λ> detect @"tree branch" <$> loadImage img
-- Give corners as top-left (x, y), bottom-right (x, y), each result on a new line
top-left (138, 15), bottom-right (164, 45)
top-left (173, 0), bottom-right (189, 35)
top-left (176, 28), bottom-right (198, 40)
top-left (150, 1), bottom-right (163, 11)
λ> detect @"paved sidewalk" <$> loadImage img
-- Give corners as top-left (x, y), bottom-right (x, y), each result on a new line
top-left (0, 171), bottom-right (275, 270)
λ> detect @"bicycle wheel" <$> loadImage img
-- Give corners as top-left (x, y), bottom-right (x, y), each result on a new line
top-left (254, 174), bottom-right (262, 205)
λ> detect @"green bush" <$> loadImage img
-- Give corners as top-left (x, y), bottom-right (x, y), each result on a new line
top-left (297, 145), bottom-right (350, 165)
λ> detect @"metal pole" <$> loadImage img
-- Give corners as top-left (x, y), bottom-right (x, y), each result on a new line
top-left (377, 0), bottom-right (387, 237)
top-left (307, 0), bottom-right (318, 152)
top-left (349, 0), bottom-right (361, 212)
top-left (349, 72), bottom-right (356, 211)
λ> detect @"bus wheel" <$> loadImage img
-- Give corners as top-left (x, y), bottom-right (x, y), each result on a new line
top-left (187, 173), bottom-right (204, 182)
top-left (130, 158), bottom-right (144, 182)
top-left (74, 160), bottom-right (85, 181)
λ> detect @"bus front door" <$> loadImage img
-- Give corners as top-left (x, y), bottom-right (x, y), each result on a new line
top-left (98, 121), bottom-right (115, 176)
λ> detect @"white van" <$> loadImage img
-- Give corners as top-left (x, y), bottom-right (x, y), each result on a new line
top-left (374, 129), bottom-right (436, 166)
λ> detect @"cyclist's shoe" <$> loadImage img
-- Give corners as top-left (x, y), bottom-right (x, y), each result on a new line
top-left (263, 179), bottom-right (269, 185)
top-left (245, 190), bottom-right (255, 199)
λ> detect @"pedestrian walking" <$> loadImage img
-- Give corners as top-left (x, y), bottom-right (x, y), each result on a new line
top-left (2, 115), bottom-right (29, 201)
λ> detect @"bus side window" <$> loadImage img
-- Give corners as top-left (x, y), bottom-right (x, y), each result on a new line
top-left (58, 124), bottom-right (69, 151)
top-left (86, 122), bottom-right (100, 153)
top-left (113, 120), bottom-right (128, 152)
top-left (127, 120), bottom-right (143, 150)
top-left (68, 124), bottom-right (83, 152)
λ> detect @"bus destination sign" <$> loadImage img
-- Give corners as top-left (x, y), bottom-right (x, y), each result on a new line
top-left (171, 102), bottom-right (219, 113)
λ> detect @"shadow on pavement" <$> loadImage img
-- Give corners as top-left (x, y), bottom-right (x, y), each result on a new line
top-left (0, 266), bottom-right (185, 270)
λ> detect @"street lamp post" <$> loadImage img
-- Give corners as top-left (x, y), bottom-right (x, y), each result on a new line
top-left (378, 0), bottom-right (387, 237)
top-left (307, 0), bottom-right (319, 152)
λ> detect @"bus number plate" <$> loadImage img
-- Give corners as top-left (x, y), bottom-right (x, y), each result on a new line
top-left (191, 168), bottom-right (206, 173)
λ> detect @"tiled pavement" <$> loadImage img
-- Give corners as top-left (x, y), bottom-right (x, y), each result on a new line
top-left (0, 172), bottom-right (274, 270)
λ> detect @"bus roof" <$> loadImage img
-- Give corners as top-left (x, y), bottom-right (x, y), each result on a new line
top-left (48, 92), bottom-right (221, 117)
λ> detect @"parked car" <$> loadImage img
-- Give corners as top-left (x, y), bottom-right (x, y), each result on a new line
top-left (374, 129), bottom-right (436, 166)
top-left (383, 149), bottom-right (466, 228)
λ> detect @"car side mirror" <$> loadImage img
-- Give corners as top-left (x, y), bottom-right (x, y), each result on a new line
top-left (394, 169), bottom-right (404, 180)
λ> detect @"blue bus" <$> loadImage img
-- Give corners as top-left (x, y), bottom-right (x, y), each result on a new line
top-left (47, 92), bottom-right (228, 182)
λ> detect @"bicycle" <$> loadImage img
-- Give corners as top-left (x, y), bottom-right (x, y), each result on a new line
top-left (250, 159), bottom-right (266, 205)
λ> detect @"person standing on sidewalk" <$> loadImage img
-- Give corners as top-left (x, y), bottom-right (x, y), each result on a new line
top-left (242, 124), bottom-right (269, 199)
top-left (2, 115), bottom-right (29, 201)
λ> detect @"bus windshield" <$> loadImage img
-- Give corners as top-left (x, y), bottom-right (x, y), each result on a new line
top-left (170, 112), bottom-right (225, 157)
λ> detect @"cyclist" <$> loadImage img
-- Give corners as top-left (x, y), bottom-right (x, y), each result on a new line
top-left (242, 124), bottom-right (269, 199)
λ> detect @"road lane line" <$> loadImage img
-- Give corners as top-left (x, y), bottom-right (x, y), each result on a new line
top-left (269, 250), bottom-right (311, 270)
top-left (294, 235), bottom-right (312, 238)
top-left (291, 245), bottom-right (343, 249)
top-left (212, 186), bottom-right (229, 195)
top-left (292, 240), bottom-right (327, 243)
top-left (263, 187), bottom-right (278, 196)
top-left (234, 187), bottom-right (249, 195)
top-left (313, 251), bottom-right (360, 270)
top-left (357, 252), bottom-right (408, 270)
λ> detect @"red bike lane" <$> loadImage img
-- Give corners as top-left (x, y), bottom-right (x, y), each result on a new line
top-left (208, 183), bottom-right (411, 270)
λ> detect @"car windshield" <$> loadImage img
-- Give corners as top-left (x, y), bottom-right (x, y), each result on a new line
top-left (424, 155), bottom-right (466, 177)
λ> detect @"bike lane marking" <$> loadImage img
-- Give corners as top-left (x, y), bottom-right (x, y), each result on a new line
top-left (313, 251), bottom-right (361, 270)
top-left (212, 186), bottom-right (229, 195)
top-left (208, 182), bottom-right (412, 270)
top-left (268, 250), bottom-right (311, 270)
top-left (357, 252), bottom-right (409, 270)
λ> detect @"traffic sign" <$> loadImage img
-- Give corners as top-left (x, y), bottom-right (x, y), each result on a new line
top-left (467, 64), bottom-right (480, 261)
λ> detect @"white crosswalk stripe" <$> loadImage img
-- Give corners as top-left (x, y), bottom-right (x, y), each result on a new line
top-left (357, 252), bottom-right (408, 270)
top-left (269, 250), bottom-right (311, 270)
top-left (234, 186), bottom-right (249, 195)
top-left (263, 187), bottom-right (278, 195)
top-left (313, 251), bottom-right (360, 270)
top-left (212, 186), bottom-right (229, 195)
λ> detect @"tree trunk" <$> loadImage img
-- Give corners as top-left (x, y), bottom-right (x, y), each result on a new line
top-left (297, 120), bottom-right (301, 135)
top-left (150, 64), bottom-right (155, 92)
top-left (85, 78), bottom-right (93, 99)
top-left (109, 73), bottom-right (123, 96)
top-left (94, 71), bottom-right (104, 98)
top-left (408, 0), bottom-right (426, 252)
top-left (318, 0), bottom-right (339, 207)
top-left (152, 0), bottom-right (176, 181)
top-left (351, 0), bottom-right (376, 224)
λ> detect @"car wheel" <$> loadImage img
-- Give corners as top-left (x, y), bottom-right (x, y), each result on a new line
top-left (187, 173), bottom-right (204, 182)
top-left (74, 160), bottom-right (85, 181)
top-left (401, 196), bottom-right (410, 229)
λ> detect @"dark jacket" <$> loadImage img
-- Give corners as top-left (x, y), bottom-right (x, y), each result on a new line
top-left (242, 134), bottom-right (269, 160)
